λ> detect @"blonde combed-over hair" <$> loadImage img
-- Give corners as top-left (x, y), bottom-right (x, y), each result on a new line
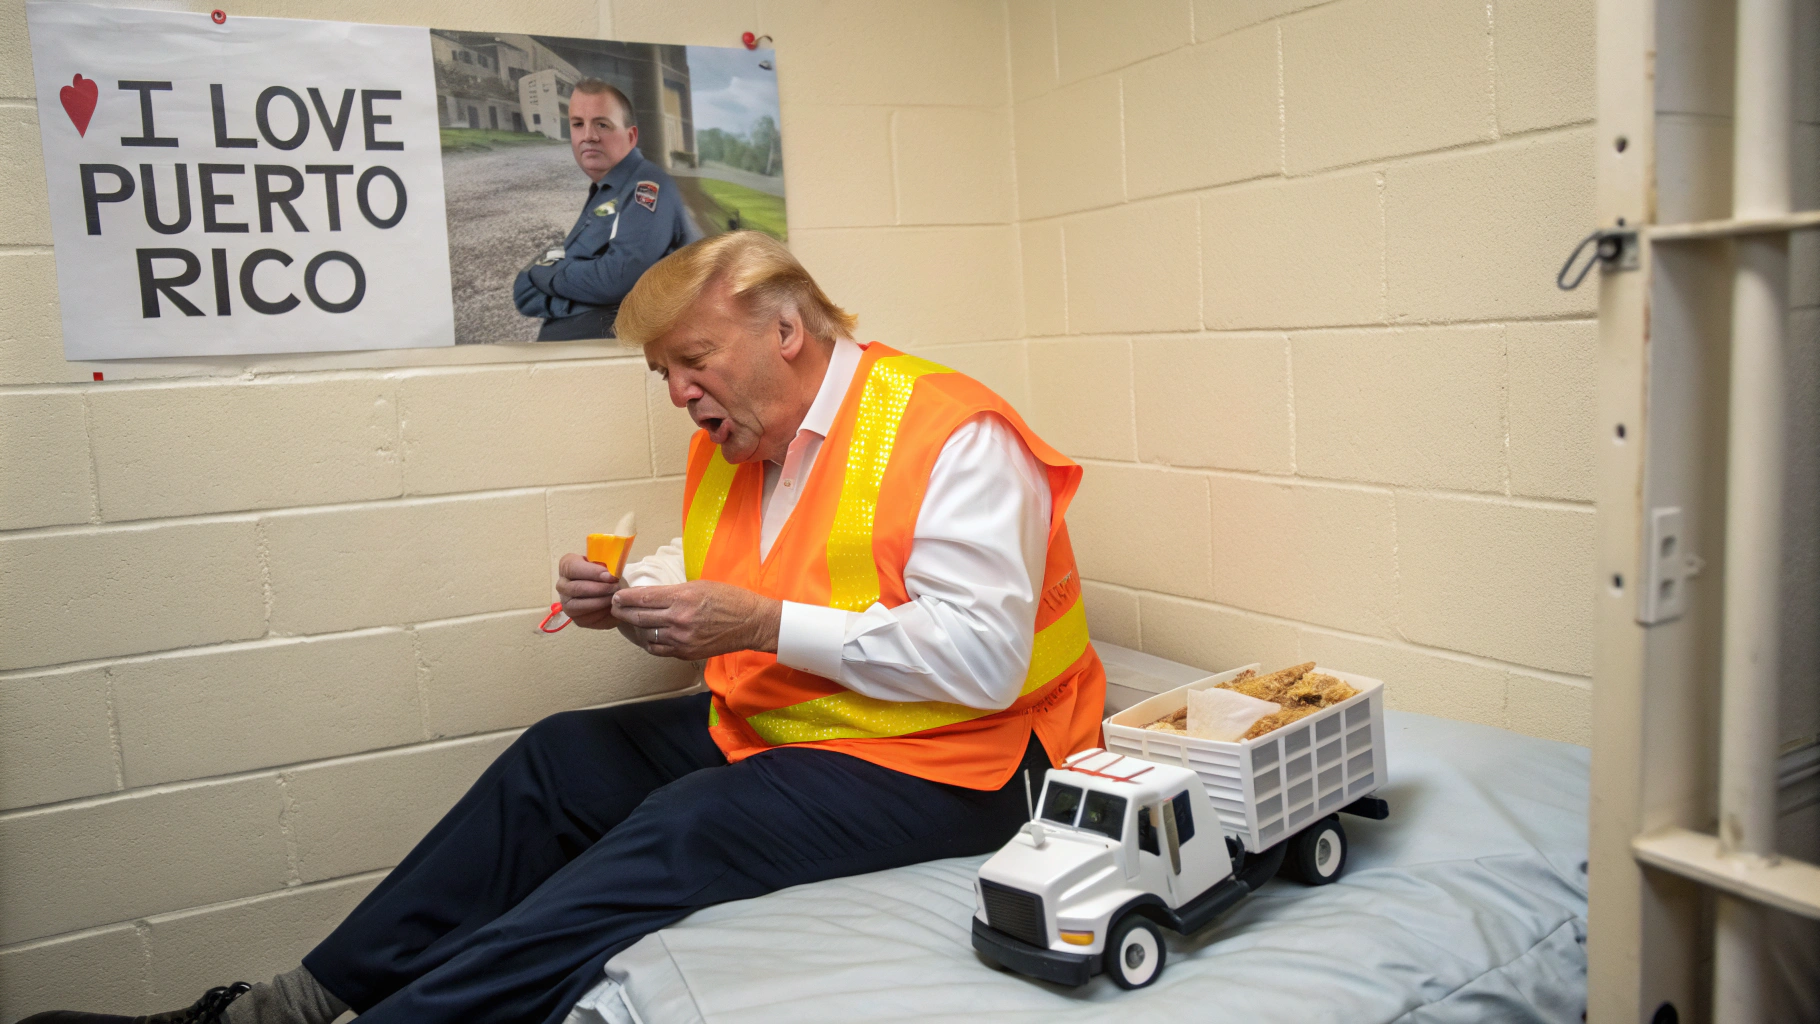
top-left (615, 231), bottom-right (858, 347)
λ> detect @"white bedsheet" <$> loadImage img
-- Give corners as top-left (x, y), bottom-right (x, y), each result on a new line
top-left (566, 709), bottom-right (1590, 1024)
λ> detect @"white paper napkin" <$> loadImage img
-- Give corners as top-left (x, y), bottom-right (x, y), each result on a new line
top-left (1186, 686), bottom-right (1279, 742)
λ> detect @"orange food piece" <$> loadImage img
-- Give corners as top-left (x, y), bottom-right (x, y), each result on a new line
top-left (586, 533), bottom-right (634, 575)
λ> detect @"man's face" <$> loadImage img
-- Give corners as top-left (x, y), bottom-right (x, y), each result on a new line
top-left (569, 90), bottom-right (637, 182)
top-left (646, 279), bottom-right (807, 466)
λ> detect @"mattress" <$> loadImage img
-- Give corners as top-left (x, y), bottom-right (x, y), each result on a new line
top-left (564, 700), bottom-right (1589, 1024)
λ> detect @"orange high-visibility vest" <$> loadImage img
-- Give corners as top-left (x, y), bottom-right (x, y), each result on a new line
top-left (681, 342), bottom-right (1106, 790)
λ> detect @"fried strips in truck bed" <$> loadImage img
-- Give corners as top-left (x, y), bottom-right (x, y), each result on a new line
top-left (1141, 662), bottom-right (1359, 740)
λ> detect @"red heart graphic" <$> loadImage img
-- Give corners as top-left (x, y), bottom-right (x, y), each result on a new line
top-left (60, 74), bottom-right (97, 137)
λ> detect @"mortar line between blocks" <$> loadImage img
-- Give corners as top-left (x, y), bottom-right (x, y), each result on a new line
top-left (0, 868), bottom-right (398, 956)
top-left (1375, 170), bottom-right (1389, 321)
top-left (1074, 458), bottom-right (1594, 511)
top-left (102, 666), bottom-right (126, 791)
top-left (888, 109), bottom-right (903, 226)
top-left (1484, 0), bottom-right (1501, 139)
top-left (0, 606), bottom-right (585, 680)
top-left (0, 485), bottom-right (569, 539)
top-left (1047, 0), bottom-right (1061, 87)
top-left (1119, 586), bottom-right (1593, 687)
top-left (1499, 324), bottom-right (1513, 497)
top-left (642, 375), bottom-right (660, 479)
top-left (277, 772), bottom-right (302, 887)
top-left (1116, 77), bottom-right (1128, 201)
top-left (0, 687), bottom-right (695, 821)
top-left (1388, 487), bottom-right (1407, 644)
top-left (409, 625), bottom-right (432, 742)
top-left (255, 519), bottom-right (273, 637)
top-left (1124, 339), bottom-right (1139, 457)
top-left (0, 728), bottom-right (531, 823)
top-left (80, 391), bottom-right (101, 524)
top-left (1274, 23), bottom-right (1287, 175)
top-left (0, 351), bottom-right (651, 393)
top-left (1014, 123), bottom-right (1594, 226)
top-left (1284, 334), bottom-right (1297, 475)
top-left (133, 920), bottom-right (154, 1002)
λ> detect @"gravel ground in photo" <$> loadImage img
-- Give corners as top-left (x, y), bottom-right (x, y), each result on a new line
top-left (441, 141), bottom-right (583, 344)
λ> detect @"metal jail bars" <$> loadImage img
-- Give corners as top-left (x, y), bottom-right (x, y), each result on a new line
top-left (1590, 0), bottom-right (1820, 1019)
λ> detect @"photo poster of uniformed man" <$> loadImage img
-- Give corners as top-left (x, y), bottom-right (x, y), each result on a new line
top-left (25, 4), bottom-right (784, 360)
top-left (432, 33), bottom-right (784, 343)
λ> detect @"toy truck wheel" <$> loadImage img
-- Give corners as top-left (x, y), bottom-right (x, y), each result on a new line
top-left (1280, 815), bottom-right (1348, 885)
top-left (1103, 914), bottom-right (1165, 989)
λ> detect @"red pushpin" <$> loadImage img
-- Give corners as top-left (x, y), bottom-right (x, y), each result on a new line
top-left (211, 9), bottom-right (226, 23)
top-left (741, 31), bottom-right (772, 50)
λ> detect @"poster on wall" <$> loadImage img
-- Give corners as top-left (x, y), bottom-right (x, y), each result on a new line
top-left (434, 31), bottom-right (784, 344)
top-left (26, 4), bottom-right (785, 359)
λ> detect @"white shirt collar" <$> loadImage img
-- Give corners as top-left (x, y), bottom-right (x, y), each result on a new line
top-left (797, 338), bottom-right (864, 442)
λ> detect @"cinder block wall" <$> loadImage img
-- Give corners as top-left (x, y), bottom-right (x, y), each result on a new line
top-left (1006, 0), bottom-right (1601, 747)
top-left (0, 0), bottom-right (1021, 1017)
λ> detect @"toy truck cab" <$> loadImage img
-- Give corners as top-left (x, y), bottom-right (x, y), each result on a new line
top-left (971, 749), bottom-right (1248, 989)
top-left (973, 665), bottom-right (1389, 990)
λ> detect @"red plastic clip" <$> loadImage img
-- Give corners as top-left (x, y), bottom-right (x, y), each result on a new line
top-left (538, 601), bottom-right (570, 633)
top-left (211, 9), bottom-right (227, 23)
top-left (741, 31), bottom-right (772, 50)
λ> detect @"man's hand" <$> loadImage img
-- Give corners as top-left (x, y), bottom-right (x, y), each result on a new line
top-left (555, 553), bottom-right (625, 630)
top-left (611, 581), bottom-right (782, 661)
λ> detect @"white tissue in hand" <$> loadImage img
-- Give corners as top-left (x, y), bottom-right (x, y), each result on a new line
top-left (1186, 687), bottom-right (1279, 742)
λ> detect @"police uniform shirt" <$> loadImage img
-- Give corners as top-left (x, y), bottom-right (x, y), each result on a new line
top-left (513, 147), bottom-right (694, 341)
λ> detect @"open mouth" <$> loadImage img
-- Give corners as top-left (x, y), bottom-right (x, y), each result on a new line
top-left (698, 416), bottom-right (730, 444)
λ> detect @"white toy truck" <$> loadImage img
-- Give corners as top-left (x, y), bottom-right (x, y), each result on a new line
top-left (971, 665), bottom-right (1390, 989)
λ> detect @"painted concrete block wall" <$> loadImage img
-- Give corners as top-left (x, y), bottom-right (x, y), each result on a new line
top-left (1009, 0), bottom-right (1602, 748)
top-left (0, 0), bottom-right (1022, 1017)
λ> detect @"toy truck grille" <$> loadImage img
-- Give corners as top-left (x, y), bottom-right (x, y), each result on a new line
top-left (1103, 666), bottom-right (1387, 854)
top-left (979, 878), bottom-right (1046, 948)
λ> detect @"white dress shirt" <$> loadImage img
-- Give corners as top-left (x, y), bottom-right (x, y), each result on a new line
top-left (623, 339), bottom-right (1052, 710)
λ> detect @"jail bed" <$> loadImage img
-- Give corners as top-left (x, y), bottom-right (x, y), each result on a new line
top-left (565, 645), bottom-right (1590, 1024)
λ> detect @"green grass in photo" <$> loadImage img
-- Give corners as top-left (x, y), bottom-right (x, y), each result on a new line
top-left (696, 178), bottom-right (787, 240)
top-left (440, 128), bottom-right (566, 154)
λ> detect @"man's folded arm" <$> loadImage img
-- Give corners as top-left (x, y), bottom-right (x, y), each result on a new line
top-left (776, 413), bottom-right (1051, 710)
top-left (513, 267), bottom-right (571, 319)
top-left (522, 202), bottom-right (678, 308)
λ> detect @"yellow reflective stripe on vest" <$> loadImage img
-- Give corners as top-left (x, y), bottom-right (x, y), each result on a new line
top-left (683, 446), bottom-right (739, 581)
top-left (825, 354), bottom-right (952, 612)
top-left (742, 595), bottom-right (1090, 744)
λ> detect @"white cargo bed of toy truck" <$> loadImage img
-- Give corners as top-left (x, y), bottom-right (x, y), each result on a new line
top-left (1103, 665), bottom-right (1387, 854)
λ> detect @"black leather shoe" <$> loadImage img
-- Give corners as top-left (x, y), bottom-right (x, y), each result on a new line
top-left (20, 983), bottom-right (251, 1024)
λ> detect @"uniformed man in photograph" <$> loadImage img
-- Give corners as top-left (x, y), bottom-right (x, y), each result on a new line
top-left (514, 79), bottom-right (694, 340)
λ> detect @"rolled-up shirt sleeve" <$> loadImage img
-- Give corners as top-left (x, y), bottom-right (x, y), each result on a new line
top-left (775, 412), bottom-right (1051, 710)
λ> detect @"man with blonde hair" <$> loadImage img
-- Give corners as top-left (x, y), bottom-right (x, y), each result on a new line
top-left (33, 234), bottom-right (1105, 1024)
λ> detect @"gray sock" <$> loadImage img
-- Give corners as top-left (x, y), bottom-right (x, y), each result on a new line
top-left (223, 965), bottom-right (349, 1024)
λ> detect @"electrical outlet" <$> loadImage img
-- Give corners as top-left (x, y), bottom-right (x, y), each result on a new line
top-left (1639, 506), bottom-right (1688, 624)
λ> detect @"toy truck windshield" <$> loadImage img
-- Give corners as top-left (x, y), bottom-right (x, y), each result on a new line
top-left (1038, 780), bottom-right (1132, 842)
top-left (1077, 791), bottom-right (1127, 840)
top-left (1040, 782), bottom-right (1083, 825)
